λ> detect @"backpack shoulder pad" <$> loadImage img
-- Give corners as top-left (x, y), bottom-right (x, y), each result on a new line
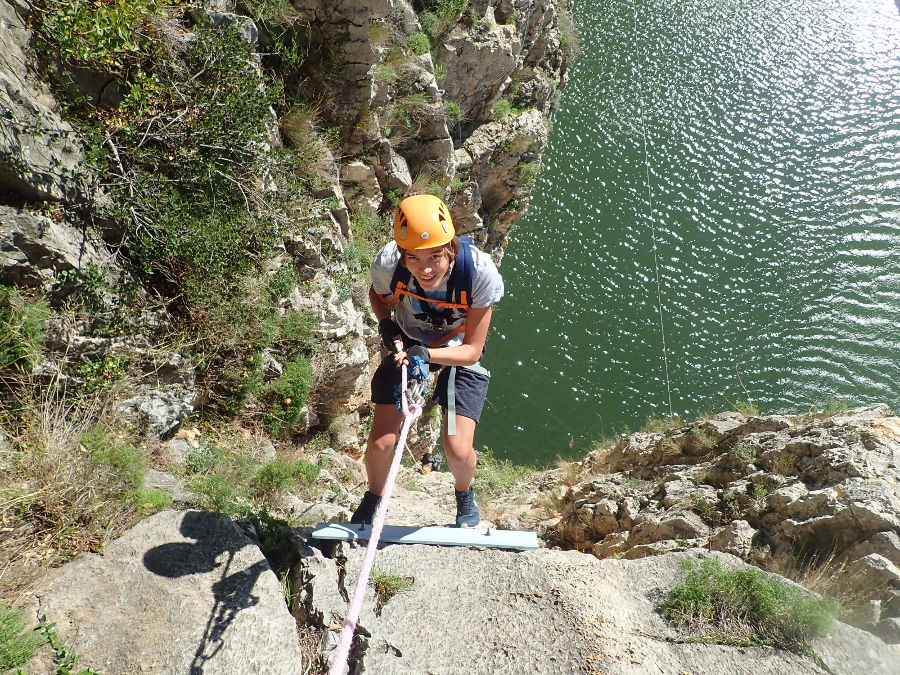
top-left (452, 236), bottom-right (475, 307)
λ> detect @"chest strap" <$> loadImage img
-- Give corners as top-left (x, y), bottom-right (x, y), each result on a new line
top-left (389, 281), bottom-right (470, 310)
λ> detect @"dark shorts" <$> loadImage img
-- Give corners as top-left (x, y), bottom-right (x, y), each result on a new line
top-left (371, 354), bottom-right (490, 423)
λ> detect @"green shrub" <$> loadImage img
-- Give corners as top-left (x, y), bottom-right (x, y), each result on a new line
top-left (263, 357), bottom-right (313, 436)
top-left (185, 279), bottom-right (280, 416)
top-left (368, 21), bottom-right (391, 46)
top-left (0, 287), bottom-right (50, 372)
top-left (732, 442), bottom-right (758, 464)
top-left (662, 556), bottom-right (838, 657)
top-left (386, 188), bottom-right (404, 206)
top-left (0, 602), bottom-right (43, 671)
top-left (81, 426), bottom-right (145, 491)
top-left (407, 32), bottom-right (431, 56)
top-left (557, 7), bottom-right (580, 60)
top-left (374, 62), bottom-right (398, 84)
top-left (371, 568), bottom-right (413, 614)
top-left (38, 0), bottom-right (164, 70)
top-left (278, 311), bottom-right (318, 352)
top-left (417, 0), bottom-right (467, 41)
top-left (52, 263), bottom-right (109, 315)
top-left (239, 0), bottom-right (294, 24)
top-left (39, 13), bottom-right (285, 296)
top-left (37, 615), bottom-right (103, 674)
top-left (391, 92), bottom-right (436, 130)
top-left (0, 398), bottom-right (158, 586)
top-left (184, 436), bottom-right (319, 515)
top-left (184, 441), bottom-right (226, 475)
top-left (492, 98), bottom-right (521, 121)
top-left (267, 265), bottom-right (299, 302)
top-left (253, 457), bottom-right (320, 497)
top-left (516, 161), bottom-right (541, 186)
top-left (188, 473), bottom-right (246, 514)
top-left (348, 205), bottom-right (390, 272)
top-left (475, 446), bottom-right (532, 504)
top-left (443, 100), bottom-right (461, 120)
top-left (688, 424), bottom-right (717, 450)
top-left (71, 355), bottom-right (128, 394)
top-left (492, 98), bottom-right (512, 120)
top-left (129, 487), bottom-right (173, 511)
top-left (733, 400), bottom-right (760, 417)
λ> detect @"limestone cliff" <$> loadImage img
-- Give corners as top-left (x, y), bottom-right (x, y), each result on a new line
top-left (0, 0), bottom-right (574, 448)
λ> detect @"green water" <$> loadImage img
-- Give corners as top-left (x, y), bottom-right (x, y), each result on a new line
top-left (479, 0), bottom-right (900, 465)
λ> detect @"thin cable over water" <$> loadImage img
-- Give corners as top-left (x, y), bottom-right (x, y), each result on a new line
top-left (629, 0), bottom-right (675, 418)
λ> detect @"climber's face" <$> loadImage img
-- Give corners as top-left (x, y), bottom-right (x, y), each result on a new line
top-left (403, 245), bottom-right (450, 291)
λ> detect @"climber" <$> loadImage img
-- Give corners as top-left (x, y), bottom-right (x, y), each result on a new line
top-left (351, 193), bottom-right (504, 528)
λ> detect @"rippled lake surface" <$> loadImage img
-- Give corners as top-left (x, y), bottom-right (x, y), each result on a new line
top-left (479, 0), bottom-right (900, 465)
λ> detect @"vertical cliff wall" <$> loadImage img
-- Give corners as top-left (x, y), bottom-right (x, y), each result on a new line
top-left (0, 0), bottom-right (574, 445)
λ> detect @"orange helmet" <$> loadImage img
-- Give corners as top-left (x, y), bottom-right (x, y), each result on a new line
top-left (393, 194), bottom-right (454, 249)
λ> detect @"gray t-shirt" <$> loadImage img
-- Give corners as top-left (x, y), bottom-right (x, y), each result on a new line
top-left (371, 240), bottom-right (504, 347)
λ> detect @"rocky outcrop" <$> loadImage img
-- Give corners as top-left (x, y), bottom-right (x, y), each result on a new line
top-left (0, 0), bottom-right (571, 448)
top-left (25, 510), bottom-right (302, 674)
top-left (0, 206), bottom-right (112, 287)
top-left (0, 0), bottom-right (90, 203)
top-left (286, 0), bottom-right (571, 248)
top-left (292, 541), bottom-right (899, 674)
top-left (15, 439), bottom-right (900, 675)
top-left (22, 507), bottom-right (900, 674)
top-left (527, 405), bottom-right (900, 642)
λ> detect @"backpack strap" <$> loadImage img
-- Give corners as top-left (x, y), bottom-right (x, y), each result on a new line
top-left (448, 236), bottom-right (474, 308)
top-left (388, 259), bottom-right (412, 307)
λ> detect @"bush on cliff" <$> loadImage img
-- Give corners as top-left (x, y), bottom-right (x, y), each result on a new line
top-left (0, 602), bottom-right (42, 671)
top-left (183, 433), bottom-right (320, 515)
top-left (0, 288), bottom-right (49, 376)
top-left (30, 1), bottom-right (329, 420)
top-left (0, 395), bottom-right (168, 596)
top-left (662, 556), bottom-right (838, 658)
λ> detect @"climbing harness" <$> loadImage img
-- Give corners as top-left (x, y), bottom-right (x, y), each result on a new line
top-left (327, 358), bottom-right (428, 675)
top-left (629, 0), bottom-right (675, 419)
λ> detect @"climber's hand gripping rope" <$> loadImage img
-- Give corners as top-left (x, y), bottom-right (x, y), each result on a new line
top-left (392, 339), bottom-right (429, 412)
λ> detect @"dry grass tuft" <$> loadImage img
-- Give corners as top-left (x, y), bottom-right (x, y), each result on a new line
top-left (0, 387), bottom-right (151, 597)
top-left (555, 457), bottom-right (584, 487)
top-left (764, 547), bottom-right (870, 619)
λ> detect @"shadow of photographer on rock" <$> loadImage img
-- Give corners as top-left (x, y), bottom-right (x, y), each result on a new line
top-left (143, 511), bottom-right (270, 674)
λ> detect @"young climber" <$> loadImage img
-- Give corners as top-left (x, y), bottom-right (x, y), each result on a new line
top-left (351, 193), bottom-right (504, 528)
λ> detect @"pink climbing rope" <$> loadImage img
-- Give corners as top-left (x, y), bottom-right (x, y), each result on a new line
top-left (328, 364), bottom-right (423, 675)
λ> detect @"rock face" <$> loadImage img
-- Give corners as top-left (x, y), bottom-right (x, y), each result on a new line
top-left (26, 510), bottom-right (302, 674)
top-left (288, 0), bottom-right (571, 251)
top-left (298, 543), bottom-right (592, 674)
top-left (0, 0), bottom-right (89, 202)
top-left (14, 423), bottom-right (900, 675)
top-left (292, 542), bottom-right (899, 674)
top-left (22, 508), bottom-right (900, 675)
top-left (0, 206), bottom-right (112, 287)
top-left (0, 0), bottom-right (572, 449)
top-left (538, 405), bottom-right (900, 642)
